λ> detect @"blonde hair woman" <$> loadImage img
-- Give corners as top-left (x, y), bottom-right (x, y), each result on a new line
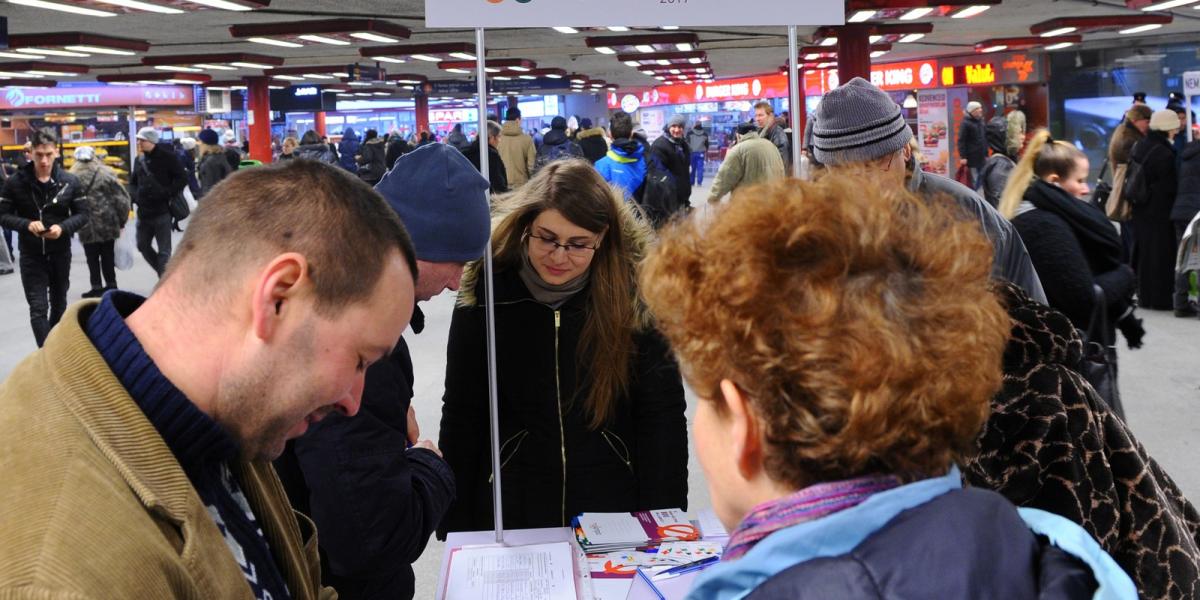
top-left (439, 159), bottom-right (687, 534)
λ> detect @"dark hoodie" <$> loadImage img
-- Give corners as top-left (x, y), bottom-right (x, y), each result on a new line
top-left (979, 116), bottom-right (1015, 208)
top-left (1173, 140), bottom-right (1200, 223)
top-left (534, 127), bottom-right (584, 171)
top-left (337, 129), bottom-right (360, 173)
top-left (576, 128), bottom-right (608, 164)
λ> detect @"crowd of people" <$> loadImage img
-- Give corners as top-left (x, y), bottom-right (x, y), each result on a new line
top-left (1, 75), bottom-right (1199, 600)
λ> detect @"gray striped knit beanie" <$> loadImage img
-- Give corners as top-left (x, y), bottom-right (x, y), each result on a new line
top-left (812, 77), bottom-right (912, 166)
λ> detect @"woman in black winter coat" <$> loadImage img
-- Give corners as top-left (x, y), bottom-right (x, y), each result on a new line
top-left (196, 141), bottom-right (234, 197)
top-left (438, 159), bottom-right (688, 535)
top-left (1129, 111), bottom-right (1181, 311)
top-left (356, 128), bottom-right (387, 186)
top-left (999, 130), bottom-right (1142, 347)
top-left (1172, 140), bottom-right (1200, 316)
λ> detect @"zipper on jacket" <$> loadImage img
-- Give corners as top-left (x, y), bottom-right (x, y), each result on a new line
top-left (554, 310), bottom-right (567, 526)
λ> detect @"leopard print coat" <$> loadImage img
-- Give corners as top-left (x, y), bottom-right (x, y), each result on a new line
top-left (963, 282), bottom-right (1200, 600)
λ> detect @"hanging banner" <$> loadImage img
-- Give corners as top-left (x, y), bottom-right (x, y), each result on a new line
top-left (916, 89), bottom-right (949, 176)
top-left (425, 0), bottom-right (844, 28)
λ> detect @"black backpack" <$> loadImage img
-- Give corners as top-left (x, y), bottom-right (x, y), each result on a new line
top-left (1122, 151), bottom-right (1150, 207)
top-left (634, 153), bottom-right (678, 229)
top-left (535, 140), bottom-right (583, 173)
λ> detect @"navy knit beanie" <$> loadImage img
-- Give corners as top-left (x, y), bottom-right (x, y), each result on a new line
top-left (375, 144), bottom-right (491, 263)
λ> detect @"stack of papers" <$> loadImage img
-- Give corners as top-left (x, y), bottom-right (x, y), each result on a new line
top-left (443, 541), bottom-right (579, 600)
top-left (574, 509), bottom-right (701, 554)
top-left (586, 541), bottom-right (725, 579)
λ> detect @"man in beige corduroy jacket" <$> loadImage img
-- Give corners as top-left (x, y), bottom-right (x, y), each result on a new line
top-left (0, 160), bottom-right (418, 599)
top-left (497, 107), bottom-right (537, 188)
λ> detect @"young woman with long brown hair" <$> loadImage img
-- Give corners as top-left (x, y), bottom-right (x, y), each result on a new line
top-left (438, 159), bottom-right (688, 533)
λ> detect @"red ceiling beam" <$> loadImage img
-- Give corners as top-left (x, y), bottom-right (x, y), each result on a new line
top-left (142, 53), bottom-right (285, 67)
top-left (7, 32), bottom-right (150, 53)
top-left (583, 33), bottom-right (699, 49)
top-left (847, 0), bottom-right (999, 8)
top-left (99, 72), bottom-right (212, 84)
top-left (615, 50), bottom-right (707, 63)
top-left (0, 78), bottom-right (58, 88)
top-left (437, 58), bottom-right (536, 71)
top-left (975, 35), bottom-right (1083, 50)
top-left (269, 65), bottom-right (350, 76)
top-left (0, 61), bottom-right (89, 74)
top-left (815, 22), bottom-right (933, 38)
top-left (387, 73), bottom-right (429, 84)
top-left (1029, 14), bottom-right (1172, 35)
top-left (229, 18), bottom-right (411, 40)
top-left (360, 43), bottom-right (477, 58)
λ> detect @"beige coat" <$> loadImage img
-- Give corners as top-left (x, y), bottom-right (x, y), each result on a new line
top-left (497, 120), bottom-right (537, 188)
top-left (707, 132), bottom-right (787, 204)
top-left (0, 301), bottom-right (335, 600)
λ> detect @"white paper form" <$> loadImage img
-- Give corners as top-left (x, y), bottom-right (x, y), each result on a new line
top-left (445, 541), bottom-right (579, 600)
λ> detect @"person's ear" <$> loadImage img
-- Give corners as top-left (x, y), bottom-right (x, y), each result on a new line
top-left (719, 379), bottom-right (764, 482)
top-left (250, 252), bottom-right (309, 342)
top-left (902, 143), bottom-right (913, 162)
top-left (1044, 173), bottom-right (1061, 185)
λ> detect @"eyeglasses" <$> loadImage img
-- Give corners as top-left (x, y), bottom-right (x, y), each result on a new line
top-left (525, 230), bottom-right (599, 258)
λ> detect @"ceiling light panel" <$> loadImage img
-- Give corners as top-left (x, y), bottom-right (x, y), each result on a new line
top-left (8, 0), bottom-right (116, 16)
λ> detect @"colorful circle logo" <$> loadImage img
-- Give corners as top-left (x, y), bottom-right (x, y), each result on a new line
top-left (919, 63), bottom-right (935, 86)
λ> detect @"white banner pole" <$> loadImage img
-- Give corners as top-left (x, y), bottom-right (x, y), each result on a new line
top-left (474, 26), bottom-right (506, 545)
top-left (788, 25), bottom-right (801, 177)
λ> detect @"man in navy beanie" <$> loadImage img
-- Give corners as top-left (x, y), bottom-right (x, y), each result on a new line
top-left (275, 143), bottom-right (491, 600)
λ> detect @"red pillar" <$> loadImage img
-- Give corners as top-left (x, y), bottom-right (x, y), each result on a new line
top-left (415, 94), bottom-right (430, 136)
top-left (246, 76), bottom-right (272, 164)
top-left (314, 111), bottom-right (327, 137)
top-left (836, 24), bottom-right (872, 85)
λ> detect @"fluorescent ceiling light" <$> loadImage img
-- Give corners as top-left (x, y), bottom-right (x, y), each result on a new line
top-left (206, 86), bottom-right (231, 90)
top-left (155, 65), bottom-right (203, 72)
top-left (350, 32), bottom-right (399, 43)
top-left (348, 81), bottom-right (372, 86)
top-left (820, 37), bottom-right (838, 46)
top-left (194, 63), bottom-right (236, 70)
top-left (166, 79), bottom-right (201, 84)
top-left (1045, 42), bottom-right (1075, 50)
top-left (607, 26), bottom-right (629, 31)
top-left (268, 85), bottom-right (285, 89)
top-left (519, 75), bottom-right (535, 80)
top-left (28, 70), bottom-right (77, 76)
top-left (449, 52), bottom-right (476, 60)
top-left (1141, 0), bottom-right (1197, 10)
top-left (546, 73), bottom-right (563, 78)
top-left (0, 71), bottom-right (42, 77)
top-left (570, 77), bottom-right (586, 83)
top-left (299, 35), bottom-right (351, 46)
top-left (483, 67), bottom-right (500, 73)
top-left (372, 92), bottom-right (389, 96)
top-left (402, 85), bottom-right (415, 89)
top-left (337, 93), bottom-right (353, 97)
top-left (374, 56), bottom-right (406, 63)
top-left (444, 68), bottom-right (470, 74)
top-left (848, 10), bottom-right (875, 22)
top-left (657, 59), bottom-right (670, 65)
top-left (655, 76), bottom-right (666, 81)
top-left (639, 69), bottom-right (655, 74)
top-left (624, 60), bottom-right (641, 66)
top-left (247, 37), bottom-right (303, 48)
top-left (980, 45), bottom-right (1007, 53)
top-left (231, 85), bottom-right (247, 89)
top-left (18, 47), bottom-right (88, 57)
top-left (230, 62), bottom-right (273, 69)
top-left (1039, 27), bottom-right (1077, 37)
top-left (870, 50), bottom-right (888, 58)
top-left (303, 74), bottom-right (336, 79)
top-left (676, 43), bottom-right (693, 51)
top-left (93, 0), bottom-right (183, 13)
top-left (508, 65), bottom-right (530, 72)
top-left (552, 26), bottom-right (578, 34)
top-left (899, 33), bottom-right (925, 43)
top-left (869, 35), bottom-right (883, 43)
top-left (952, 5), bottom-right (990, 18)
top-left (272, 74), bottom-right (306, 80)
top-left (688, 57), bottom-right (703, 64)
top-left (660, 25), bottom-right (679, 30)
top-left (669, 68), bottom-right (680, 74)
top-left (804, 53), bottom-right (821, 60)
top-left (187, 0), bottom-right (252, 10)
top-left (900, 7), bottom-right (934, 20)
top-left (411, 54), bottom-right (441, 62)
top-left (8, 0), bottom-right (116, 16)
top-left (635, 45), bottom-right (655, 53)
top-left (494, 75), bottom-right (511, 80)
top-left (1119, 23), bottom-right (1163, 34)
top-left (0, 51), bottom-right (42, 59)
top-left (66, 45), bottom-right (135, 56)
top-left (817, 62), bottom-right (833, 69)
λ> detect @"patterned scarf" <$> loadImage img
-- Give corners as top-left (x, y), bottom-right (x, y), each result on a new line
top-left (722, 474), bottom-right (903, 561)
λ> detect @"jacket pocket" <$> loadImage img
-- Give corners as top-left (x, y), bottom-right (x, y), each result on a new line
top-left (489, 429), bottom-right (530, 483)
top-left (601, 429), bottom-right (635, 476)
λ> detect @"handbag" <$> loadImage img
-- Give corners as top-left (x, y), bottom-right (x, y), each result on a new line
top-left (1105, 163), bottom-right (1132, 222)
top-left (1091, 159), bottom-right (1112, 211)
top-left (1079, 285), bottom-right (1124, 419)
top-left (114, 225), bottom-right (135, 271)
top-left (954, 163), bottom-right (973, 188)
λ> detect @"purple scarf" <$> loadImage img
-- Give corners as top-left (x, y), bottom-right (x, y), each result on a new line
top-left (722, 474), bottom-right (903, 561)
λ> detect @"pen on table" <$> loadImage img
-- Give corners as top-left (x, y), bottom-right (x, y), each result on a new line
top-left (651, 555), bottom-right (720, 581)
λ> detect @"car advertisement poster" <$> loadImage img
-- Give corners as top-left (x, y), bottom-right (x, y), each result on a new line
top-left (917, 89), bottom-right (949, 176)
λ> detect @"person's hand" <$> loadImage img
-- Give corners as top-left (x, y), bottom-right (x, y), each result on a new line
top-left (958, 159), bottom-right (967, 166)
top-left (411, 439), bottom-right (442, 458)
top-left (406, 405), bottom-right (420, 446)
top-left (28, 221), bottom-right (45, 235)
top-left (41, 225), bottom-right (62, 240)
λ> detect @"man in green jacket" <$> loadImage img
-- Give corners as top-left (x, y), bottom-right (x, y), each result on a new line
top-left (707, 122), bottom-right (787, 204)
top-left (0, 159), bottom-right (418, 599)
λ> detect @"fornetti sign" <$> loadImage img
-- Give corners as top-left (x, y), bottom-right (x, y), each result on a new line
top-left (426, 0), bottom-right (844, 28)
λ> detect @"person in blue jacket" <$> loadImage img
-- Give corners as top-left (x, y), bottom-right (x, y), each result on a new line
top-left (274, 144), bottom-right (491, 600)
top-left (337, 127), bottom-right (361, 173)
top-left (595, 110), bottom-right (646, 200)
top-left (639, 175), bottom-right (1137, 600)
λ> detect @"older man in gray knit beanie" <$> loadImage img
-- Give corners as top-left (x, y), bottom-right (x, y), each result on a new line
top-left (812, 77), bottom-right (1046, 303)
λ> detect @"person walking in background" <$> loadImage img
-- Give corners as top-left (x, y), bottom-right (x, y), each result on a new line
top-left (979, 115), bottom-right (1017, 208)
top-left (439, 160), bottom-right (688, 535)
top-left (754, 101), bottom-right (790, 167)
top-left (1108, 104), bottom-right (1153, 264)
top-left (640, 176), bottom-right (1135, 599)
top-left (686, 121), bottom-right (709, 186)
top-left (498, 107), bottom-right (537, 188)
top-left (295, 130), bottom-right (337, 163)
top-left (177, 137), bottom-right (201, 200)
top-left (129, 127), bottom-right (186, 278)
top-left (706, 121), bottom-right (785, 205)
top-left (957, 101), bottom-right (988, 189)
top-left (70, 145), bottom-right (130, 298)
top-left (356, 129), bottom-right (387, 186)
top-left (221, 130), bottom-right (243, 171)
top-left (1128, 109), bottom-right (1182, 311)
top-left (534, 116), bottom-right (584, 172)
top-left (650, 114), bottom-right (693, 214)
top-left (278, 136), bottom-right (298, 161)
top-left (385, 131), bottom-right (413, 169)
top-left (445, 123), bottom-right (471, 153)
top-left (1174, 135), bottom-right (1200, 317)
top-left (462, 120), bottom-right (509, 194)
top-left (0, 128), bottom-right (89, 347)
top-left (196, 128), bottom-right (234, 198)
top-left (594, 111), bottom-right (646, 200)
top-left (338, 127), bottom-right (361, 173)
top-left (575, 118), bottom-right (608, 164)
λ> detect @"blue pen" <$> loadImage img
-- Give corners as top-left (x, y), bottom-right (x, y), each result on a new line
top-left (651, 555), bottom-right (720, 581)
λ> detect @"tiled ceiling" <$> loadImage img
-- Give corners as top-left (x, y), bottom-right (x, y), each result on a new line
top-left (1, 0), bottom-right (1199, 91)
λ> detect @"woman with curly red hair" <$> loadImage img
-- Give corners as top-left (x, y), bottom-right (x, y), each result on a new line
top-left (640, 175), bottom-right (1135, 598)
